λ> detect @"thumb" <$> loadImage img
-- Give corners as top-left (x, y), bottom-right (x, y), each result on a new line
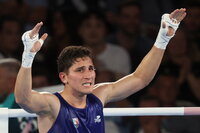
top-left (30, 33), bottom-right (48, 52)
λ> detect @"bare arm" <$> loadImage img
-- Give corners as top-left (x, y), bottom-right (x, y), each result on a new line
top-left (14, 23), bottom-right (54, 115)
top-left (15, 67), bottom-right (53, 114)
top-left (94, 46), bottom-right (164, 104)
top-left (93, 8), bottom-right (186, 105)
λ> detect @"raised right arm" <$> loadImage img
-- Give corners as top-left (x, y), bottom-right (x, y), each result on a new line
top-left (15, 67), bottom-right (52, 114)
top-left (14, 22), bottom-right (54, 115)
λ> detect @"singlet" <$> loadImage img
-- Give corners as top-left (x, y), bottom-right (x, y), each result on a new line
top-left (47, 93), bottom-right (105, 133)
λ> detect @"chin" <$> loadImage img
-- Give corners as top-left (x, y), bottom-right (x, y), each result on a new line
top-left (82, 87), bottom-right (94, 94)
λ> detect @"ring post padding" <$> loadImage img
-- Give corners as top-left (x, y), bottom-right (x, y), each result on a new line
top-left (0, 108), bottom-right (8, 133)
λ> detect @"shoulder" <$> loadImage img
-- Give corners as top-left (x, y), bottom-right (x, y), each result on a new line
top-left (40, 92), bottom-right (59, 101)
top-left (92, 82), bottom-right (113, 106)
top-left (38, 92), bottom-right (60, 117)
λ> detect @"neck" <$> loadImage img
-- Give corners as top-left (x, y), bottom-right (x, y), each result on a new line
top-left (61, 86), bottom-right (87, 109)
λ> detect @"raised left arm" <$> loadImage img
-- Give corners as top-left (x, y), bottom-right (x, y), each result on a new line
top-left (93, 8), bottom-right (186, 105)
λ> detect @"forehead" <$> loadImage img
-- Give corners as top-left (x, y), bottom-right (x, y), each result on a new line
top-left (71, 57), bottom-right (94, 68)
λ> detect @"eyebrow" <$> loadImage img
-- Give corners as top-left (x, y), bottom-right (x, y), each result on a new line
top-left (75, 65), bottom-right (95, 70)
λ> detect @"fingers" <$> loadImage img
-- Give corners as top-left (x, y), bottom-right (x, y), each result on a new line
top-left (40, 33), bottom-right (48, 41)
top-left (176, 8), bottom-right (186, 22)
top-left (179, 12), bottom-right (187, 22)
top-left (30, 33), bottom-right (48, 52)
top-left (29, 22), bottom-right (43, 39)
top-left (170, 8), bottom-right (186, 23)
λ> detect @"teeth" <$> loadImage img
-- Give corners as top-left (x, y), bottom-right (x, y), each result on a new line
top-left (83, 83), bottom-right (91, 86)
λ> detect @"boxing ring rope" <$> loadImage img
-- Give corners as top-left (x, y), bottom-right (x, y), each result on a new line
top-left (1, 85), bottom-right (200, 132)
top-left (1, 107), bottom-right (200, 133)
top-left (1, 107), bottom-right (200, 118)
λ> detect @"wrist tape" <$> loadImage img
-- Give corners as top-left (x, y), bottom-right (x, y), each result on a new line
top-left (21, 31), bottom-right (39, 68)
top-left (154, 14), bottom-right (180, 49)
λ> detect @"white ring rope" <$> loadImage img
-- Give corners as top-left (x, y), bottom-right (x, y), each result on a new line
top-left (0, 107), bottom-right (200, 118)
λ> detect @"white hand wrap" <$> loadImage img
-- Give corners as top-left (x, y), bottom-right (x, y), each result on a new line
top-left (154, 14), bottom-right (180, 49)
top-left (21, 31), bottom-right (39, 68)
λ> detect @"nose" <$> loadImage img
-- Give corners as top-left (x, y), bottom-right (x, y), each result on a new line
top-left (83, 69), bottom-right (95, 79)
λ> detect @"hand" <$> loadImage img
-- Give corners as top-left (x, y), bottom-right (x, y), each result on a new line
top-left (167, 8), bottom-right (186, 36)
top-left (29, 22), bottom-right (48, 52)
top-left (21, 22), bottom-right (48, 68)
top-left (154, 8), bottom-right (186, 49)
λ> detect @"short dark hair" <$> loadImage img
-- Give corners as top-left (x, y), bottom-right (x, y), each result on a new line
top-left (57, 46), bottom-right (93, 73)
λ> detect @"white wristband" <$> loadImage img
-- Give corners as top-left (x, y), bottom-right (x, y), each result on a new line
top-left (154, 14), bottom-right (180, 49)
top-left (22, 51), bottom-right (36, 68)
top-left (21, 31), bottom-right (39, 68)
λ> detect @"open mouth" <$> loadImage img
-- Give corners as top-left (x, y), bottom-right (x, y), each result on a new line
top-left (82, 82), bottom-right (92, 87)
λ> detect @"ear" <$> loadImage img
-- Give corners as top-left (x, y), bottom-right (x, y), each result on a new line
top-left (59, 72), bottom-right (68, 84)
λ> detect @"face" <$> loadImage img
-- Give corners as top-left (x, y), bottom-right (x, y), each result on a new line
top-left (79, 15), bottom-right (106, 45)
top-left (118, 5), bottom-right (141, 34)
top-left (60, 57), bottom-right (96, 95)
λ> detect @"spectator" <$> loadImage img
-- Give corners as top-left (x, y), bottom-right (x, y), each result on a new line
top-left (107, 0), bottom-right (154, 71)
top-left (183, 1), bottom-right (200, 62)
top-left (150, 73), bottom-right (200, 133)
top-left (162, 28), bottom-right (200, 106)
top-left (137, 95), bottom-right (170, 133)
top-left (0, 58), bottom-right (20, 106)
top-left (23, 0), bottom-right (48, 33)
top-left (44, 11), bottom-right (76, 84)
top-left (0, 58), bottom-right (38, 133)
top-left (78, 10), bottom-right (131, 79)
top-left (0, 15), bottom-right (22, 59)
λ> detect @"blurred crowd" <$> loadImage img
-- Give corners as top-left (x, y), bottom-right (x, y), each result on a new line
top-left (0, 0), bottom-right (200, 132)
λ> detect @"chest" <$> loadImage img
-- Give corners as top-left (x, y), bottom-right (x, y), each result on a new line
top-left (63, 104), bottom-right (104, 129)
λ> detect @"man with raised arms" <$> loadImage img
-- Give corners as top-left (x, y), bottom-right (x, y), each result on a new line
top-left (15, 8), bottom-right (186, 133)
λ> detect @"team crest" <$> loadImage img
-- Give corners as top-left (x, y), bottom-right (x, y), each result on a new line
top-left (72, 118), bottom-right (79, 128)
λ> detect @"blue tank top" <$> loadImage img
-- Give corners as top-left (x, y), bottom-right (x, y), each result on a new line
top-left (47, 93), bottom-right (105, 133)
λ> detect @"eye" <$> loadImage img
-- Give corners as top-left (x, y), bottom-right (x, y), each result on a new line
top-left (76, 67), bottom-right (84, 72)
top-left (89, 66), bottom-right (96, 71)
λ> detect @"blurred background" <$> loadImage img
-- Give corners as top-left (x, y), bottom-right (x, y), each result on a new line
top-left (0, 0), bottom-right (200, 132)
